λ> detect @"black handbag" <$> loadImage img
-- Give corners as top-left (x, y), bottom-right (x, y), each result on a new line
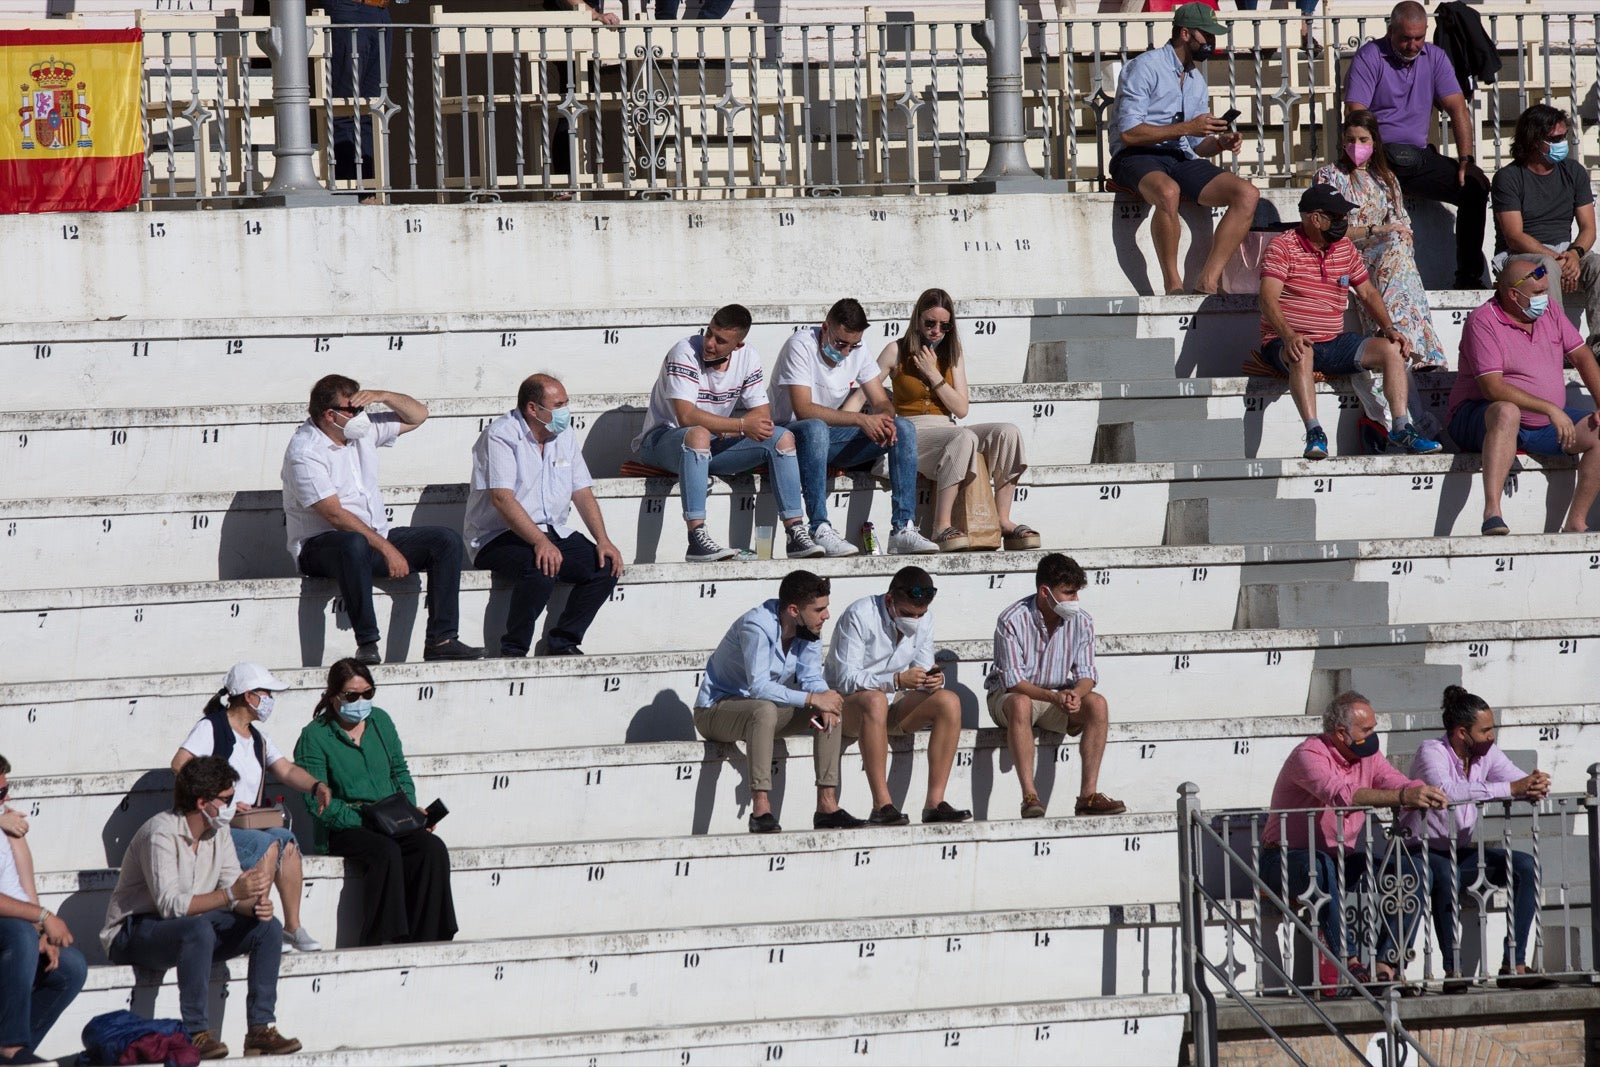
top-left (361, 791), bottom-right (425, 836)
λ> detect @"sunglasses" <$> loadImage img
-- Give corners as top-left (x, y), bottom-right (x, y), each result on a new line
top-left (332, 404), bottom-right (366, 416)
top-left (919, 318), bottom-right (951, 333)
top-left (1511, 263), bottom-right (1548, 289)
top-left (898, 585), bottom-right (938, 603)
top-left (340, 686), bottom-right (376, 702)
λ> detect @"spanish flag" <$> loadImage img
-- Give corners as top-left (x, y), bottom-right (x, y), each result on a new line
top-left (1, 29), bottom-right (143, 213)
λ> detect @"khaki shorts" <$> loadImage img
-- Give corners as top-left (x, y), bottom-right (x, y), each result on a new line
top-left (986, 688), bottom-right (1083, 736)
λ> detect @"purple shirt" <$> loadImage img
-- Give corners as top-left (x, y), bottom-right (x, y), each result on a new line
top-left (1447, 296), bottom-right (1585, 428)
top-left (1345, 38), bottom-right (1462, 149)
top-left (1262, 734), bottom-right (1422, 853)
top-left (1399, 736), bottom-right (1529, 848)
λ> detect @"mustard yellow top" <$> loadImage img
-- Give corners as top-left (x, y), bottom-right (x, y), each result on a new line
top-left (890, 360), bottom-right (954, 417)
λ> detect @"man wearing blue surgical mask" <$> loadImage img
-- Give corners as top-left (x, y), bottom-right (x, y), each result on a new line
top-left (1491, 104), bottom-right (1600, 349)
top-left (1447, 256), bottom-right (1600, 535)
top-left (466, 373), bottom-right (623, 657)
top-left (283, 374), bottom-right (483, 665)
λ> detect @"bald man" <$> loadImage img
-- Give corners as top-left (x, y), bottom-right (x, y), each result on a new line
top-left (466, 373), bottom-right (624, 658)
top-left (1346, 1), bottom-right (1490, 288)
top-left (1447, 257), bottom-right (1600, 534)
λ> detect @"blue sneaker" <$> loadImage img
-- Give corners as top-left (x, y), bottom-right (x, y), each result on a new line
top-left (1303, 427), bottom-right (1329, 460)
top-left (1388, 424), bottom-right (1443, 455)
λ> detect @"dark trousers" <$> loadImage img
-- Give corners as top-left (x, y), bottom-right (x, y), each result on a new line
top-left (108, 911), bottom-right (281, 1033)
top-left (1258, 847), bottom-right (1425, 966)
top-left (1388, 144), bottom-right (1489, 287)
top-left (327, 827), bottom-right (458, 947)
top-left (0, 917), bottom-right (87, 1051)
top-left (299, 526), bottom-right (466, 647)
top-left (654, 0), bottom-right (734, 15)
top-left (1422, 846), bottom-right (1540, 971)
top-left (474, 529), bottom-right (617, 656)
top-left (326, 0), bottom-right (390, 179)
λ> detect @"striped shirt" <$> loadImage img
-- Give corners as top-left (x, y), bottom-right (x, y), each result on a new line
top-left (1259, 227), bottom-right (1369, 344)
top-left (985, 595), bottom-right (1099, 694)
top-left (634, 333), bottom-right (768, 451)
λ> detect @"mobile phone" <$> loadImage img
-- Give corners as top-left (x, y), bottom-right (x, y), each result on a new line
top-left (810, 715), bottom-right (826, 731)
top-left (424, 798), bottom-right (449, 828)
top-left (1221, 107), bottom-right (1241, 129)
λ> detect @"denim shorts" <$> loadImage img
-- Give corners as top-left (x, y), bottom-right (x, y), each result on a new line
top-left (1109, 148), bottom-right (1226, 202)
top-left (231, 825), bottom-right (297, 869)
top-left (1449, 399), bottom-right (1588, 455)
top-left (1260, 332), bottom-right (1368, 377)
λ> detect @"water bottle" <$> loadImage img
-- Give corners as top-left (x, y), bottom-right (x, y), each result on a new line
top-left (859, 522), bottom-right (877, 555)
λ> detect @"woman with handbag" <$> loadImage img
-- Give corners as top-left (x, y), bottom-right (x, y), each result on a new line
top-left (170, 661), bottom-right (332, 952)
top-left (863, 288), bottom-right (1038, 552)
top-left (293, 659), bottom-right (458, 947)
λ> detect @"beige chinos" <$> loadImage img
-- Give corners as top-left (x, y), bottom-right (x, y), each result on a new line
top-left (906, 414), bottom-right (1026, 494)
top-left (695, 698), bottom-right (843, 791)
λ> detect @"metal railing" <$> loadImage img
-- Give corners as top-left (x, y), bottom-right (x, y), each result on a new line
top-left (1176, 765), bottom-right (1600, 1067)
top-left (118, 7), bottom-right (1600, 204)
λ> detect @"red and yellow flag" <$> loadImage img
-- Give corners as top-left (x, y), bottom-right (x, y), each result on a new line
top-left (1, 29), bottom-right (143, 213)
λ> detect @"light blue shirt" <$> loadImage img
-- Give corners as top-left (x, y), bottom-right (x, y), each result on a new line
top-left (1111, 42), bottom-right (1210, 159)
top-left (464, 409), bottom-right (593, 560)
top-left (696, 599), bottom-right (827, 709)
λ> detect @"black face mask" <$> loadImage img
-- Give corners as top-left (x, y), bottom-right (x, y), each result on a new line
top-left (1324, 216), bottom-right (1349, 242)
top-left (1346, 732), bottom-right (1380, 759)
top-left (1190, 35), bottom-right (1215, 62)
top-left (794, 624), bottom-right (821, 643)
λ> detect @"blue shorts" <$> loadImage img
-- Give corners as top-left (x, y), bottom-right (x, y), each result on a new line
top-left (1449, 400), bottom-right (1587, 455)
top-left (1260, 333), bottom-right (1369, 378)
top-left (1109, 148), bottom-right (1225, 202)
top-left (231, 825), bottom-right (298, 869)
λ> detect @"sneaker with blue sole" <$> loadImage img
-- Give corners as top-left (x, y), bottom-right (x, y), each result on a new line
top-left (1303, 427), bottom-right (1329, 460)
top-left (1388, 424), bottom-right (1443, 455)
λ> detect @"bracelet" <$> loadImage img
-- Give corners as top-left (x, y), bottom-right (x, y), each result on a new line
top-left (223, 886), bottom-right (235, 907)
top-left (36, 906), bottom-right (52, 927)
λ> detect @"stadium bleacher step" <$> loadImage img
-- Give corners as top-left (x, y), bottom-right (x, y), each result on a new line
top-left (1025, 337), bottom-right (1177, 382)
top-left (1237, 579), bottom-right (1393, 629)
top-left (1165, 496), bottom-right (1319, 545)
top-left (1312, 662), bottom-right (1466, 716)
top-left (1093, 418), bottom-right (1246, 462)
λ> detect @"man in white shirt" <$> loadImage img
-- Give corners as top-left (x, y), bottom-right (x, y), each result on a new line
top-left (772, 298), bottom-right (938, 556)
top-left (282, 374), bottom-right (482, 665)
top-left (102, 758), bottom-right (300, 1060)
top-left (634, 304), bottom-right (824, 563)
top-left (825, 567), bottom-right (971, 826)
top-left (1, 753), bottom-right (87, 1064)
top-left (466, 373), bottom-right (623, 657)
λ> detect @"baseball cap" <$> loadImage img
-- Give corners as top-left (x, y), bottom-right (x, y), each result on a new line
top-left (1173, 3), bottom-right (1228, 37)
top-left (1298, 183), bottom-right (1360, 217)
top-left (223, 661), bottom-right (291, 696)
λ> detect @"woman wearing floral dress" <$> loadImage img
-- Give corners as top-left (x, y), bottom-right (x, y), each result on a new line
top-left (1313, 111), bottom-right (1448, 369)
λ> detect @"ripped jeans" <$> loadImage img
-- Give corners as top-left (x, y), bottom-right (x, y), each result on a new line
top-left (638, 425), bottom-right (804, 522)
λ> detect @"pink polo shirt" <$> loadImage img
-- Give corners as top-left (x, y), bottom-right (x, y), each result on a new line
top-left (1262, 734), bottom-right (1422, 853)
top-left (1448, 296), bottom-right (1585, 428)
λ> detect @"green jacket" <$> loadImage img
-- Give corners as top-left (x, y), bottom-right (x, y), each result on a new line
top-left (293, 706), bottom-right (415, 853)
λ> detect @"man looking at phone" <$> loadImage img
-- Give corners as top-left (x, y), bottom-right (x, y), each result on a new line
top-left (694, 570), bottom-right (866, 833)
top-left (101, 758), bottom-right (301, 1060)
top-left (826, 566), bottom-right (972, 826)
top-left (1109, 3), bottom-right (1260, 295)
top-left (986, 553), bottom-right (1125, 818)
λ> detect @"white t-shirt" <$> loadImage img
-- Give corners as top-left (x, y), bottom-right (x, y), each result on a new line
top-left (770, 326), bottom-right (880, 424)
top-left (180, 717), bottom-right (286, 807)
top-left (280, 413), bottom-right (404, 558)
top-left (634, 334), bottom-right (769, 451)
top-left (0, 822), bottom-right (26, 902)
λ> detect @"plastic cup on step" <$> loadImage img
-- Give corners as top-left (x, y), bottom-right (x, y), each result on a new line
top-left (754, 525), bottom-right (774, 560)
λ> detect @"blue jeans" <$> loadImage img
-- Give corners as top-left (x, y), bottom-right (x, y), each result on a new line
top-left (326, 0), bottom-right (390, 176)
top-left (298, 526), bottom-right (466, 647)
top-left (638, 425), bottom-right (804, 523)
top-left (474, 529), bottom-right (618, 656)
top-left (654, 0), bottom-right (733, 15)
top-left (108, 911), bottom-right (282, 1033)
top-left (785, 417), bottom-right (919, 531)
top-left (1257, 847), bottom-right (1424, 966)
top-left (0, 916), bottom-right (87, 1052)
top-left (1422, 847), bottom-right (1539, 971)
top-left (1235, 0), bottom-right (1319, 13)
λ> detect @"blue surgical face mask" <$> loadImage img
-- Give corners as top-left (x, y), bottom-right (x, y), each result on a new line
top-left (820, 338), bottom-right (846, 365)
top-left (1544, 139), bottom-right (1569, 164)
top-left (1523, 293), bottom-right (1550, 320)
top-left (337, 698), bottom-right (373, 725)
top-left (541, 405), bottom-right (571, 435)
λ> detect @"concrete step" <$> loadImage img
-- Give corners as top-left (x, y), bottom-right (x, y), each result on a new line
top-left (1094, 419), bottom-right (1246, 463)
top-left (1025, 337), bottom-right (1177, 383)
top-left (1311, 662), bottom-right (1466, 716)
top-left (38, 904), bottom-right (1187, 1059)
top-left (1237, 579), bottom-right (1393, 629)
top-left (1165, 497), bottom-right (1319, 545)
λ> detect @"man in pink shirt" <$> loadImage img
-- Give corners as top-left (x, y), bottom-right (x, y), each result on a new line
top-left (1258, 691), bottom-right (1446, 988)
top-left (1447, 256), bottom-right (1600, 535)
top-left (1401, 685), bottom-right (1556, 990)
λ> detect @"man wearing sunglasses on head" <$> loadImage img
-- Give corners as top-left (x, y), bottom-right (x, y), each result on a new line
top-left (1447, 256), bottom-right (1600, 535)
top-left (825, 567), bottom-right (971, 827)
top-left (282, 374), bottom-right (482, 666)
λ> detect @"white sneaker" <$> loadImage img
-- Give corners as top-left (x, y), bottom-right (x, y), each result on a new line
top-left (812, 522), bottom-right (859, 557)
top-left (283, 925), bottom-right (323, 952)
top-left (887, 523), bottom-right (938, 554)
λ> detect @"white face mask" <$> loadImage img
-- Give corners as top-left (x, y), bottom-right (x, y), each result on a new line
top-left (339, 411), bottom-right (373, 442)
top-left (207, 799), bottom-right (236, 831)
top-left (893, 614), bottom-right (921, 638)
top-left (252, 692), bottom-right (275, 723)
top-left (1050, 592), bottom-right (1082, 620)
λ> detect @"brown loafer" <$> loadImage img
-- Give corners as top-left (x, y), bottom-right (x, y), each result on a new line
top-left (1074, 792), bottom-right (1127, 816)
top-left (1020, 792), bottom-right (1046, 818)
top-left (244, 1024), bottom-right (303, 1057)
top-left (190, 1032), bottom-right (229, 1060)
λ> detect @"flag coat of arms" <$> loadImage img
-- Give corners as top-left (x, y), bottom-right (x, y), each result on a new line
top-left (1, 29), bottom-right (143, 213)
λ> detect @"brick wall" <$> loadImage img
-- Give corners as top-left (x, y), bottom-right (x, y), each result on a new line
top-left (1217, 1018), bottom-right (1591, 1067)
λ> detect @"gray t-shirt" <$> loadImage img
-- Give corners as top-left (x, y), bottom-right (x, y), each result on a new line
top-left (1491, 158), bottom-right (1594, 254)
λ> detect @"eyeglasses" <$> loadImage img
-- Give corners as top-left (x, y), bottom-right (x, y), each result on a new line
top-left (340, 686), bottom-right (376, 702)
top-left (919, 318), bottom-right (951, 334)
top-left (1511, 263), bottom-right (1549, 289)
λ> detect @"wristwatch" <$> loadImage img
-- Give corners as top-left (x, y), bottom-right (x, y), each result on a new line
top-left (1571, 245), bottom-right (1588, 258)
top-left (1460, 154), bottom-right (1475, 164)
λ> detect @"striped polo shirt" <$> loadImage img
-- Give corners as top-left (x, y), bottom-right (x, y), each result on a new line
top-left (1259, 227), bottom-right (1369, 344)
top-left (985, 594), bottom-right (1099, 694)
